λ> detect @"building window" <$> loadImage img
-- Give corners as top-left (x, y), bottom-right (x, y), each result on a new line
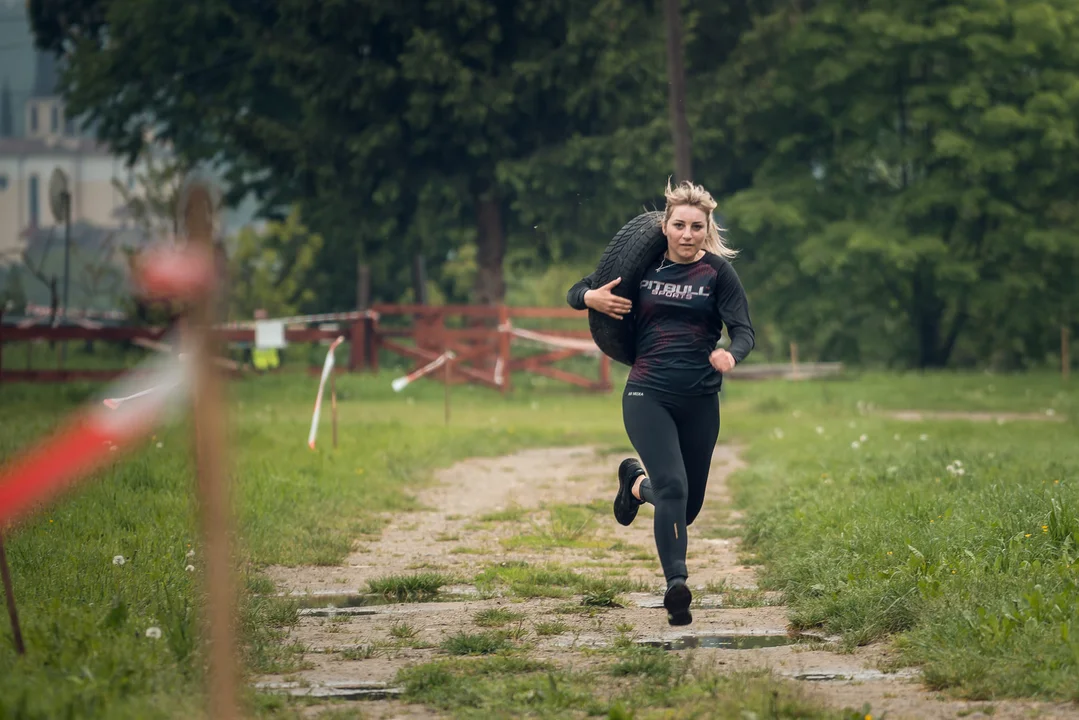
top-left (50, 105), bottom-right (59, 133)
top-left (28, 174), bottom-right (39, 228)
top-left (29, 106), bottom-right (38, 133)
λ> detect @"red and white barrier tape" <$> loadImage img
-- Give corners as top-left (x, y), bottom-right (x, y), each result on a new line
top-left (0, 337), bottom-right (191, 526)
top-left (308, 336), bottom-right (345, 449)
top-left (24, 303), bottom-right (128, 321)
top-left (391, 351), bottom-right (456, 393)
top-left (0, 242), bottom-right (215, 527)
top-left (505, 325), bottom-right (600, 355)
top-left (215, 310), bottom-right (380, 331)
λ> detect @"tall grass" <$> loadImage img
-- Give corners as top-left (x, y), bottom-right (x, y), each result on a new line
top-left (724, 373), bottom-right (1079, 700)
top-left (1, 367), bottom-right (1077, 714)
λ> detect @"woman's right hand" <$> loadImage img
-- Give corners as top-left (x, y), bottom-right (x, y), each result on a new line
top-left (584, 278), bottom-right (633, 320)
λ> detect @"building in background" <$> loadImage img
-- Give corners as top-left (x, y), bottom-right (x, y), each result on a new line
top-left (0, 53), bottom-right (140, 264)
top-left (0, 6), bottom-right (141, 266)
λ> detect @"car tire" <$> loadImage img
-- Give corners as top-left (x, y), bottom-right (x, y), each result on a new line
top-left (587, 211), bottom-right (667, 366)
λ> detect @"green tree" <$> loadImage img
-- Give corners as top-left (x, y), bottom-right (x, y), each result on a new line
top-left (228, 209), bottom-right (322, 319)
top-left (29, 0), bottom-right (673, 309)
top-left (712, 0), bottom-right (1079, 367)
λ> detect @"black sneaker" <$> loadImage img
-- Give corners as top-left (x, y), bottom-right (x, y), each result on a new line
top-left (664, 579), bottom-right (693, 626)
top-left (614, 458), bottom-right (645, 526)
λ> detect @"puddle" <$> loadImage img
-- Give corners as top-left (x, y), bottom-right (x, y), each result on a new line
top-left (640, 633), bottom-right (813, 651)
top-left (788, 669), bottom-right (920, 683)
top-left (255, 680), bottom-right (403, 700)
top-left (294, 593), bottom-right (390, 609)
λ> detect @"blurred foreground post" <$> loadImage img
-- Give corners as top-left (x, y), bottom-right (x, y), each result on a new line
top-left (790, 341), bottom-right (799, 380)
top-left (0, 532), bottom-right (25, 655)
top-left (183, 182), bottom-right (240, 719)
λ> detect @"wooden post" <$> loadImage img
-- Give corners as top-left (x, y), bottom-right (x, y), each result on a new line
top-left (1063, 325), bottom-right (1070, 382)
top-left (368, 317), bottom-right (380, 375)
top-left (349, 318), bottom-right (365, 372)
top-left (498, 304), bottom-right (511, 396)
top-left (0, 532), bottom-right (25, 655)
top-left (599, 354), bottom-right (611, 391)
top-left (357, 264), bottom-right (373, 371)
top-left (444, 354), bottom-right (451, 426)
top-left (790, 341), bottom-right (799, 380)
top-left (331, 372), bottom-right (338, 449)
top-left (183, 183), bottom-right (240, 720)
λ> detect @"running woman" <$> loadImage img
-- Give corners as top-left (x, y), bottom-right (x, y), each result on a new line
top-left (566, 179), bottom-right (755, 626)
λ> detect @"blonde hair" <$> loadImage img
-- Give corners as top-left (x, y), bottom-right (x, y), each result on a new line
top-left (662, 178), bottom-right (737, 259)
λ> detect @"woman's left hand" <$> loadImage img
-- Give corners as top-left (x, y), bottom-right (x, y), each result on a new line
top-left (709, 349), bottom-right (736, 373)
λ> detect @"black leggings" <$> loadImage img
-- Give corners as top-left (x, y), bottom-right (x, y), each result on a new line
top-left (622, 385), bottom-right (720, 582)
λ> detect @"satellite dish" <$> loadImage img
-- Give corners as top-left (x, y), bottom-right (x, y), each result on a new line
top-left (48, 167), bottom-right (70, 223)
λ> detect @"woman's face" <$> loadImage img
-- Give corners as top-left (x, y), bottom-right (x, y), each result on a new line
top-left (663, 205), bottom-right (708, 262)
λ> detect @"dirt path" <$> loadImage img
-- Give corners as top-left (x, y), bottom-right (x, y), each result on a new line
top-left (262, 446), bottom-right (1079, 720)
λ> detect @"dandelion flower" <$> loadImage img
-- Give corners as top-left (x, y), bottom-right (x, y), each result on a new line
top-left (816, 426), bottom-right (825, 435)
top-left (919, 434), bottom-right (928, 441)
top-left (113, 555), bottom-right (126, 566)
top-left (145, 627), bottom-right (162, 639)
top-left (773, 428), bottom-right (784, 439)
top-left (851, 441), bottom-right (861, 450)
top-left (186, 549), bottom-right (195, 559)
top-left (1025, 534), bottom-right (1032, 538)
top-left (185, 565), bottom-right (195, 572)
top-left (156, 442), bottom-right (164, 449)
top-left (860, 434), bottom-right (868, 442)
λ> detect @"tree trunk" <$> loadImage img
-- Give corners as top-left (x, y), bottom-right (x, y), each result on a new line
top-left (665, 0), bottom-right (692, 183)
top-left (910, 267), bottom-right (954, 368)
top-left (473, 193), bottom-right (505, 305)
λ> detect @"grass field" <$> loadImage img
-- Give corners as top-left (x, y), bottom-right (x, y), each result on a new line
top-left (0, 364), bottom-right (1077, 718)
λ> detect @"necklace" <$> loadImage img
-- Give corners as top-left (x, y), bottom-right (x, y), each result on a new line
top-left (657, 250), bottom-right (704, 271)
top-left (656, 255), bottom-right (679, 272)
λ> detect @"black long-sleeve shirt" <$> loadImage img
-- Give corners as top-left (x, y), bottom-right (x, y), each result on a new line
top-left (567, 252), bottom-right (755, 395)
